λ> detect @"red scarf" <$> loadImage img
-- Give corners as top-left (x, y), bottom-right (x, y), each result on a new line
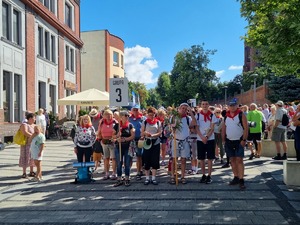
top-left (146, 118), bottom-right (159, 125)
top-left (226, 109), bottom-right (241, 120)
top-left (82, 124), bottom-right (92, 129)
top-left (120, 121), bottom-right (129, 130)
top-left (94, 113), bottom-right (101, 120)
top-left (130, 113), bottom-right (142, 120)
top-left (200, 110), bottom-right (212, 122)
top-left (181, 114), bottom-right (187, 118)
top-left (157, 117), bottom-right (164, 123)
top-left (103, 119), bottom-right (114, 126)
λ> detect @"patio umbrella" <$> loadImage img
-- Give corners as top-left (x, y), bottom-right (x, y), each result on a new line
top-left (57, 88), bottom-right (110, 106)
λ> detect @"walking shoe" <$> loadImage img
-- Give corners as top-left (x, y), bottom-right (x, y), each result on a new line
top-left (281, 154), bottom-right (287, 160)
top-left (272, 155), bottom-right (282, 160)
top-left (229, 176), bottom-right (240, 185)
top-left (124, 180), bottom-right (130, 187)
top-left (152, 179), bottom-right (158, 185)
top-left (205, 175), bottom-right (212, 184)
top-left (113, 180), bottom-right (123, 187)
top-left (221, 163), bottom-right (230, 168)
top-left (144, 179), bottom-right (150, 185)
top-left (248, 153), bottom-right (254, 160)
top-left (200, 174), bottom-right (207, 183)
top-left (220, 159), bottom-right (224, 164)
top-left (239, 179), bottom-right (246, 190)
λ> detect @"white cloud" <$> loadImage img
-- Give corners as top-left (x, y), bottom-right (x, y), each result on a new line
top-left (216, 70), bottom-right (225, 78)
top-left (228, 65), bottom-right (243, 70)
top-left (124, 45), bottom-right (158, 84)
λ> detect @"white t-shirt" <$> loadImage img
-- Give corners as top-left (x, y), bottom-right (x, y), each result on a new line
top-left (196, 113), bottom-right (217, 141)
top-left (174, 116), bottom-right (191, 140)
top-left (36, 114), bottom-right (47, 128)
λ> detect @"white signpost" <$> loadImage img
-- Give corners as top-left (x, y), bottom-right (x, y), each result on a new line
top-left (109, 78), bottom-right (129, 107)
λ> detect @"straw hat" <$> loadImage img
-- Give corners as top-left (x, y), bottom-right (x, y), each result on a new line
top-left (89, 108), bottom-right (98, 117)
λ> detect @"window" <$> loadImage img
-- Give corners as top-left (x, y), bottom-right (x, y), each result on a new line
top-left (44, 31), bottom-right (50, 60)
top-left (121, 55), bottom-right (124, 68)
top-left (113, 51), bottom-right (119, 66)
top-left (51, 35), bottom-right (56, 63)
top-left (65, 45), bottom-right (75, 72)
top-left (38, 26), bottom-right (43, 56)
top-left (39, 0), bottom-right (55, 13)
top-left (13, 9), bottom-right (20, 45)
top-left (49, 84), bottom-right (56, 114)
top-left (2, 2), bottom-right (9, 40)
top-left (38, 26), bottom-right (56, 63)
top-left (2, 71), bottom-right (22, 122)
top-left (65, 3), bottom-right (72, 29)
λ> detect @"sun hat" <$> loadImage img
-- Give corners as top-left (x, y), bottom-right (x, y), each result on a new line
top-left (275, 100), bottom-right (284, 106)
top-left (89, 108), bottom-right (98, 117)
top-left (143, 138), bottom-right (152, 150)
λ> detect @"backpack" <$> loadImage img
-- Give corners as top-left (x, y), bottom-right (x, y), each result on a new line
top-left (224, 111), bottom-right (244, 129)
top-left (281, 113), bottom-right (289, 126)
top-left (73, 162), bottom-right (94, 184)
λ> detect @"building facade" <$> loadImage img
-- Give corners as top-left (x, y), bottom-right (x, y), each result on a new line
top-left (243, 43), bottom-right (260, 73)
top-left (81, 30), bottom-right (124, 92)
top-left (0, 0), bottom-right (83, 142)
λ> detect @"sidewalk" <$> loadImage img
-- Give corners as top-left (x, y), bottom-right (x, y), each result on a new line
top-left (0, 140), bottom-right (299, 225)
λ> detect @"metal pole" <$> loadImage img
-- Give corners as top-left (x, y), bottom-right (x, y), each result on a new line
top-left (253, 78), bottom-right (256, 104)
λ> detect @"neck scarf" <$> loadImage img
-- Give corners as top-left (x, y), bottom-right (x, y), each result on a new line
top-left (226, 109), bottom-right (241, 120)
top-left (146, 118), bottom-right (158, 125)
top-left (157, 116), bottom-right (164, 123)
top-left (130, 113), bottom-right (142, 120)
top-left (181, 114), bottom-right (187, 118)
top-left (103, 119), bottom-right (113, 126)
top-left (120, 121), bottom-right (129, 130)
top-left (200, 110), bottom-right (212, 122)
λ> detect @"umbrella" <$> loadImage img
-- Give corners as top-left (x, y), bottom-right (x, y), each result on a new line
top-left (57, 88), bottom-right (109, 106)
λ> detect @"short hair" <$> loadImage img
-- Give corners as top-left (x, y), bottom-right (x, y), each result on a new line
top-left (103, 109), bottom-right (113, 116)
top-left (26, 113), bottom-right (35, 120)
top-left (147, 107), bottom-right (156, 114)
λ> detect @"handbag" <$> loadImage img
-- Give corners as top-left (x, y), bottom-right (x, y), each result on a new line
top-left (14, 129), bottom-right (27, 145)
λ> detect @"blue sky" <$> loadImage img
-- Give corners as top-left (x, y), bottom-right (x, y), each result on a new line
top-left (81, 0), bottom-right (247, 89)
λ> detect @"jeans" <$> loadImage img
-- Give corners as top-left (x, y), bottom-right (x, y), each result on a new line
top-left (295, 126), bottom-right (300, 161)
top-left (115, 145), bottom-right (132, 177)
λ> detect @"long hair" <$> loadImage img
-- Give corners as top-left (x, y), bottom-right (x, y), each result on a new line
top-left (80, 115), bottom-right (92, 127)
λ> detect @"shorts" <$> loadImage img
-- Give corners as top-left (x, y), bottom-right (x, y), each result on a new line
top-left (271, 127), bottom-right (286, 142)
top-left (93, 140), bottom-right (103, 153)
top-left (197, 140), bottom-right (215, 160)
top-left (225, 140), bottom-right (244, 158)
top-left (102, 143), bottom-right (115, 159)
top-left (171, 139), bottom-right (190, 158)
top-left (93, 152), bottom-right (102, 161)
top-left (31, 149), bottom-right (43, 161)
top-left (247, 132), bottom-right (262, 143)
top-left (160, 137), bottom-right (167, 144)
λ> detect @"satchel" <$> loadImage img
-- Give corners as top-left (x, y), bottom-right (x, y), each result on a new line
top-left (14, 129), bottom-right (27, 145)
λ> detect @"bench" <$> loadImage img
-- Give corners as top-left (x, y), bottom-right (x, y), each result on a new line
top-left (283, 160), bottom-right (300, 186)
top-left (261, 139), bottom-right (296, 158)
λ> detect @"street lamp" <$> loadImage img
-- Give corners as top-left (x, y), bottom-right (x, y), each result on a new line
top-left (251, 73), bottom-right (258, 104)
top-left (223, 86), bottom-right (228, 105)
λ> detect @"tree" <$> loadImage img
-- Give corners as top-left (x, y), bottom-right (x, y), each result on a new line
top-left (128, 81), bottom-right (148, 109)
top-left (169, 45), bottom-right (217, 105)
top-left (239, 0), bottom-right (300, 75)
top-left (156, 72), bottom-right (171, 106)
top-left (267, 75), bottom-right (300, 103)
top-left (146, 89), bottom-right (162, 108)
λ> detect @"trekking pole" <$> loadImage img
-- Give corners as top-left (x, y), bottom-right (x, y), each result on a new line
top-left (118, 106), bottom-right (122, 162)
top-left (173, 131), bottom-right (178, 186)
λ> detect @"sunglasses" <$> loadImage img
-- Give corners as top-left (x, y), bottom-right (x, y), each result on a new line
top-left (215, 112), bottom-right (221, 114)
top-left (122, 115), bottom-right (129, 117)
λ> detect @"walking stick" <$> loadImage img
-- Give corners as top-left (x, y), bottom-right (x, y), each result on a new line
top-left (173, 131), bottom-right (178, 186)
top-left (118, 107), bottom-right (122, 162)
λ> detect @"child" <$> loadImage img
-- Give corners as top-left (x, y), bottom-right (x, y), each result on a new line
top-left (30, 125), bottom-right (46, 181)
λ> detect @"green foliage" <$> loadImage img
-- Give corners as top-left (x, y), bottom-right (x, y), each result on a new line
top-left (267, 75), bottom-right (300, 103)
top-left (128, 81), bottom-right (148, 109)
top-left (146, 88), bottom-right (162, 108)
top-left (156, 72), bottom-right (172, 106)
top-left (169, 45), bottom-right (217, 105)
top-left (239, 0), bottom-right (300, 75)
top-left (78, 109), bottom-right (89, 117)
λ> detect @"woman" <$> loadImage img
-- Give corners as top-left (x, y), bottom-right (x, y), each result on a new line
top-left (19, 113), bottom-right (36, 178)
top-left (292, 104), bottom-right (300, 161)
top-left (157, 109), bottom-right (167, 166)
top-left (74, 115), bottom-right (96, 163)
top-left (141, 107), bottom-right (162, 185)
top-left (213, 108), bottom-right (224, 164)
top-left (112, 111), bottom-right (135, 187)
top-left (267, 105), bottom-right (276, 139)
top-left (36, 108), bottom-right (47, 134)
top-left (98, 109), bottom-right (117, 179)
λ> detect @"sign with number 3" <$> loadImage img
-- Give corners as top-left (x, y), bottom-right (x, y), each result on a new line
top-left (109, 78), bottom-right (129, 106)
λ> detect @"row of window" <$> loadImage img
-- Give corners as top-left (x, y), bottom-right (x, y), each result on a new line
top-left (2, 2), bottom-right (21, 45)
top-left (113, 51), bottom-right (124, 68)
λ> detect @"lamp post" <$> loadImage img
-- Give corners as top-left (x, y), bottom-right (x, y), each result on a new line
top-left (251, 74), bottom-right (258, 104)
top-left (223, 86), bottom-right (228, 105)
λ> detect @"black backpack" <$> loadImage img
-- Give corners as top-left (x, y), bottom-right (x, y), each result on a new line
top-left (281, 113), bottom-right (289, 126)
top-left (224, 111), bottom-right (244, 129)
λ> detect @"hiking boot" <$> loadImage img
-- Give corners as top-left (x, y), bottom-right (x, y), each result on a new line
top-left (200, 174), bottom-right (207, 183)
top-left (248, 153), bottom-right (254, 160)
top-left (272, 155), bottom-right (282, 160)
top-left (113, 180), bottom-right (123, 187)
top-left (281, 154), bottom-right (287, 160)
top-left (239, 179), bottom-right (246, 190)
top-left (229, 176), bottom-right (239, 185)
top-left (205, 175), bottom-right (212, 184)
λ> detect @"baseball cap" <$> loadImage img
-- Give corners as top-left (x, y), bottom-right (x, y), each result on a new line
top-left (276, 100), bottom-right (284, 106)
top-left (228, 98), bottom-right (238, 106)
top-left (179, 103), bottom-right (189, 107)
top-left (132, 104), bottom-right (140, 109)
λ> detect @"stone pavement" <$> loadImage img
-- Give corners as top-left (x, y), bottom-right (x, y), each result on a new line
top-left (0, 140), bottom-right (299, 225)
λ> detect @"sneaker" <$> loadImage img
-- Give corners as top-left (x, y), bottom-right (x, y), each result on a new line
top-left (110, 174), bottom-right (117, 180)
top-left (144, 179), bottom-right (150, 185)
top-left (281, 154), bottom-right (287, 160)
top-left (205, 176), bottom-right (212, 184)
top-left (239, 179), bottom-right (246, 190)
top-left (152, 179), bottom-right (158, 185)
top-left (272, 155), bottom-right (282, 160)
top-left (220, 159), bottom-right (224, 164)
top-left (248, 153), bottom-right (254, 160)
top-left (160, 161), bottom-right (166, 166)
top-left (136, 173), bottom-right (142, 180)
top-left (124, 180), bottom-right (130, 187)
top-left (229, 176), bottom-right (239, 185)
top-left (113, 180), bottom-right (123, 187)
top-left (200, 175), bottom-right (207, 183)
top-left (221, 163), bottom-right (230, 168)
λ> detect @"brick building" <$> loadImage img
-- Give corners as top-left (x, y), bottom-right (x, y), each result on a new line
top-left (0, 0), bottom-right (83, 142)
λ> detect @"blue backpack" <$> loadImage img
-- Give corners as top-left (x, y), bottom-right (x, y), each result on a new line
top-left (73, 162), bottom-right (94, 184)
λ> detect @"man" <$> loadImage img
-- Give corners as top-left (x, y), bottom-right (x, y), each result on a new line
top-left (272, 100), bottom-right (288, 160)
top-left (247, 103), bottom-right (264, 159)
top-left (222, 99), bottom-right (248, 190)
top-left (129, 105), bottom-right (145, 180)
top-left (43, 109), bottom-right (50, 139)
top-left (170, 103), bottom-right (196, 184)
top-left (196, 100), bottom-right (217, 184)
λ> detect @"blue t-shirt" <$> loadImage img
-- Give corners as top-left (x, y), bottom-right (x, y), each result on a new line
top-left (129, 116), bottom-right (145, 139)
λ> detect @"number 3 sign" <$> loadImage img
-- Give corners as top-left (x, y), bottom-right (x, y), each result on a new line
top-left (109, 78), bottom-right (129, 106)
